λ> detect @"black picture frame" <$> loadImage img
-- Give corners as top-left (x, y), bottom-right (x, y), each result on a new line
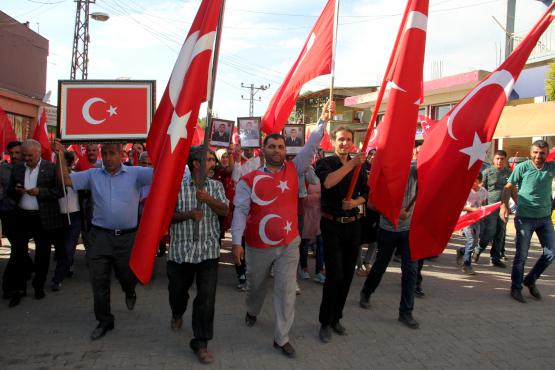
top-left (237, 116), bottom-right (261, 148)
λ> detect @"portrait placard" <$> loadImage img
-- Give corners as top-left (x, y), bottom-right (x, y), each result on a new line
top-left (283, 124), bottom-right (305, 154)
top-left (209, 119), bottom-right (234, 147)
top-left (237, 117), bottom-right (261, 148)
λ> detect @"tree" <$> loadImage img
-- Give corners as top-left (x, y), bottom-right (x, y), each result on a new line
top-left (545, 61), bottom-right (555, 101)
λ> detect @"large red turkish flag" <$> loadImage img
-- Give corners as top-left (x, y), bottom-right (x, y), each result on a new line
top-left (261, 0), bottom-right (335, 134)
top-left (0, 106), bottom-right (17, 155)
top-left (454, 202), bottom-right (501, 232)
top-left (368, 0), bottom-right (429, 227)
top-left (410, 4), bottom-right (555, 260)
top-left (130, 0), bottom-right (223, 284)
top-left (32, 109), bottom-right (52, 161)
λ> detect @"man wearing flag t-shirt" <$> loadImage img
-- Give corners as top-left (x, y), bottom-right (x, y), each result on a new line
top-left (231, 101), bottom-right (334, 358)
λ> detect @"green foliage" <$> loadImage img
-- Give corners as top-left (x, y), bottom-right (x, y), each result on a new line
top-left (545, 61), bottom-right (555, 101)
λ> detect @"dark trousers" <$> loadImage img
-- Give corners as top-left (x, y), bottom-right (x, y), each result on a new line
top-left (167, 259), bottom-right (219, 349)
top-left (319, 218), bottom-right (361, 326)
top-left (87, 227), bottom-right (137, 325)
top-left (53, 211), bottom-right (82, 284)
top-left (2, 212), bottom-right (33, 296)
top-left (477, 209), bottom-right (506, 262)
top-left (10, 210), bottom-right (62, 293)
top-left (362, 229), bottom-right (418, 315)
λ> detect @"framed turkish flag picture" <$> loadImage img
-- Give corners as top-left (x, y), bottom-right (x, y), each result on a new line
top-left (57, 80), bottom-right (155, 142)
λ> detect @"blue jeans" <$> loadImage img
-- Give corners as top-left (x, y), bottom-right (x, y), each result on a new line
top-left (511, 216), bottom-right (554, 291)
top-left (362, 229), bottom-right (417, 315)
top-left (460, 222), bottom-right (480, 266)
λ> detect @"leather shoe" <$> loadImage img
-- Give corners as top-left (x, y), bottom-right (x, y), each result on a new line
top-left (273, 341), bottom-right (296, 358)
top-left (523, 280), bottom-right (541, 300)
top-left (90, 322), bottom-right (114, 340)
top-left (9, 293), bottom-right (22, 308)
top-left (245, 312), bottom-right (257, 327)
top-left (189, 339), bottom-right (214, 364)
top-left (319, 325), bottom-right (332, 343)
top-left (125, 291), bottom-right (136, 310)
top-left (170, 315), bottom-right (183, 331)
top-left (359, 291), bottom-right (370, 309)
top-left (491, 260), bottom-right (506, 268)
top-left (398, 313), bottom-right (419, 329)
top-left (510, 289), bottom-right (526, 303)
top-left (331, 322), bottom-right (346, 335)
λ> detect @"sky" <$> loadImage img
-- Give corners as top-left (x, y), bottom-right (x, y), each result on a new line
top-left (2, 0), bottom-right (552, 120)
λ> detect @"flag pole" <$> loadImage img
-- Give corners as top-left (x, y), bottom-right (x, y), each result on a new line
top-left (327, 0), bottom-right (340, 118)
top-left (344, 0), bottom-right (412, 200)
top-left (194, 0), bottom-right (226, 240)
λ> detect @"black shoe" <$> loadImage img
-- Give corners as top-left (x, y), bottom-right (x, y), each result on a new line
top-left (273, 341), bottom-right (296, 358)
top-left (398, 313), bottom-right (419, 329)
top-left (414, 287), bottom-right (425, 297)
top-left (8, 293), bottom-right (22, 308)
top-left (319, 325), bottom-right (332, 343)
top-left (51, 281), bottom-right (62, 292)
top-left (359, 291), bottom-right (370, 309)
top-left (245, 312), bottom-right (257, 327)
top-left (510, 289), bottom-right (526, 303)
top-left (491, 260), bottom-right (506, 268)
top-left (125, 291), bottom-right (136, 310)
top-left (34, 289), bottom-right (45, 300)
top-left (331, 322), bottom-right (347, 335)
top-left (523, 279), bottom-right (542, 300)
top-left (170, 315), bottom-right (183, 331)
top-left (90, 322), bottom-right (114, 340)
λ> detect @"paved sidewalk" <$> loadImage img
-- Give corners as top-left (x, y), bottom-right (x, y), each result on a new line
top-left (0, 227), bottom-right (554, 370)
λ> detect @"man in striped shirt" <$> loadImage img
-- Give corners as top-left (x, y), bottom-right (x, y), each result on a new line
top-left (167, 146), bottom-right (229, 364)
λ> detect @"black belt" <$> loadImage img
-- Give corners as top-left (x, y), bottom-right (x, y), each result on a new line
top-left (321, 212), bottom-right (362, 224)
top-left (92, 225), bottom-right (137, 236)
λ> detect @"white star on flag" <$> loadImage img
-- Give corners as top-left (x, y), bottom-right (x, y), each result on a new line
top-left (459, 132), bottom-right (490, 170)
top-left (283, 220), bottom-right (292, 233)
top-left (106, 105), bottom-right (117, 116)
top-left (277, 180), bottom-right (289, 193)
top-left (167, 111), bottom-right (191, 152)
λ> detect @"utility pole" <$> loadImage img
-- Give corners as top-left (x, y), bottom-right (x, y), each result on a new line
top-left (241, 83), bottom-right (270, 116)
top-left (71, 0), bottom-right (95, 80)
top-left (505, 0), bottom-right (516, 60)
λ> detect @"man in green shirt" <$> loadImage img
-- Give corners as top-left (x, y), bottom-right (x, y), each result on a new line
top-left (475, 150), bottom-right (511, 267)
top-left (501, 140), bottom-right (555, 303)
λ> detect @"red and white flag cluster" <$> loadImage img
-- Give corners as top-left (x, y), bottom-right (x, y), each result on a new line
top-left (410, 4), bottom-right (555, 260)
top-left (130, 0), bottom-right (223, 284)
top-left (32, 109), bottom-right (53, 161)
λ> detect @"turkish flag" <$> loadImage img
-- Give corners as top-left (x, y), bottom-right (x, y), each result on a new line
top-left (231, 127), bottom-right (239, 145)
top-left (64, 85), bottom-right (149, 136)
top-left (32, 109), bottom-right (53, 161)
top-left (0, 106), bottom-right (17, 155)
top-left (261, 0), bottom-right (335, 134)
top-left (67, 144), bottom-right (86, 162)
top-left (130, 0), bottom-right (223, 284)
top-left (192, 123), bottom-right (205, 146)
top-left (547, 147), bottom-right (555, 162)
top-left (367, 0), bottom-right (429, 227)
top-left (410, 4), bottom-right (555, 260)
top-left (321, 129), bottom-right (333, 151)
top-left (419, 115), bottom-right (437, 138)
top-left (454, 202), bottom-right (502, 232)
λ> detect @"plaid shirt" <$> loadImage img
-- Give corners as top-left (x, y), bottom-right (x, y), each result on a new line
top-left (169, 173), bottom-right (228, 264)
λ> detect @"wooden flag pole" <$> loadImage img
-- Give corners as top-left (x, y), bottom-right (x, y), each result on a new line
top-left (194, 0), bottom-right (226, 241)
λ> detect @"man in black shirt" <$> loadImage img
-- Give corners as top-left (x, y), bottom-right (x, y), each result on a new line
top-left (315, 126), bottom-right (368, 343)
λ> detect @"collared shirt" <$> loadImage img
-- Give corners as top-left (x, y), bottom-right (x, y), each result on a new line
top-left (19, 159), bottom-right (41, 210)
top-left (316, 154), bottom-right (369, 218)
top-left (508, 160), bottom-right (555, 218)
top-left (482, 166), bottom-right (511, 204)
top-left (231, 118), bottom-right (326, 246)
top-left (169, 173), bottom-right (228, 264)
top-left (70, 165), bottom-right (153, 229)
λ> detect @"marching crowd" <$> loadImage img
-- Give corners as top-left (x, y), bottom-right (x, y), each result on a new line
top-left (0, 101), bottom-right (554, 364)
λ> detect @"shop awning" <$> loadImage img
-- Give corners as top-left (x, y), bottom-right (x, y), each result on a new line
top-left (493, 102), bottom-right (555, 139)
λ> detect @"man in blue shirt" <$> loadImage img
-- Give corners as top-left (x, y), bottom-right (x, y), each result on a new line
top-left (54, 140), bottom-right (153, 340)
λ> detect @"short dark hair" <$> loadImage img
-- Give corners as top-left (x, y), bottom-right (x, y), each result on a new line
top-left (7, 140), bottom-right (22, 150)
top-left (263, 133), bottom-right (285, 146)
top-left (101, 143), bottom-right (122, 152)
top-left (64, 151), bottom-right (76, 166)
top-left (187, 146), bottom-right (215, 169)
top-left (494, 150), bottom-right (507, 157)
top-left (531, 140), bottom-right (549, 150)
top-left (476, 172), bottom-right (483, 182)
top-left (331, 126), bottom-right (354, 141)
